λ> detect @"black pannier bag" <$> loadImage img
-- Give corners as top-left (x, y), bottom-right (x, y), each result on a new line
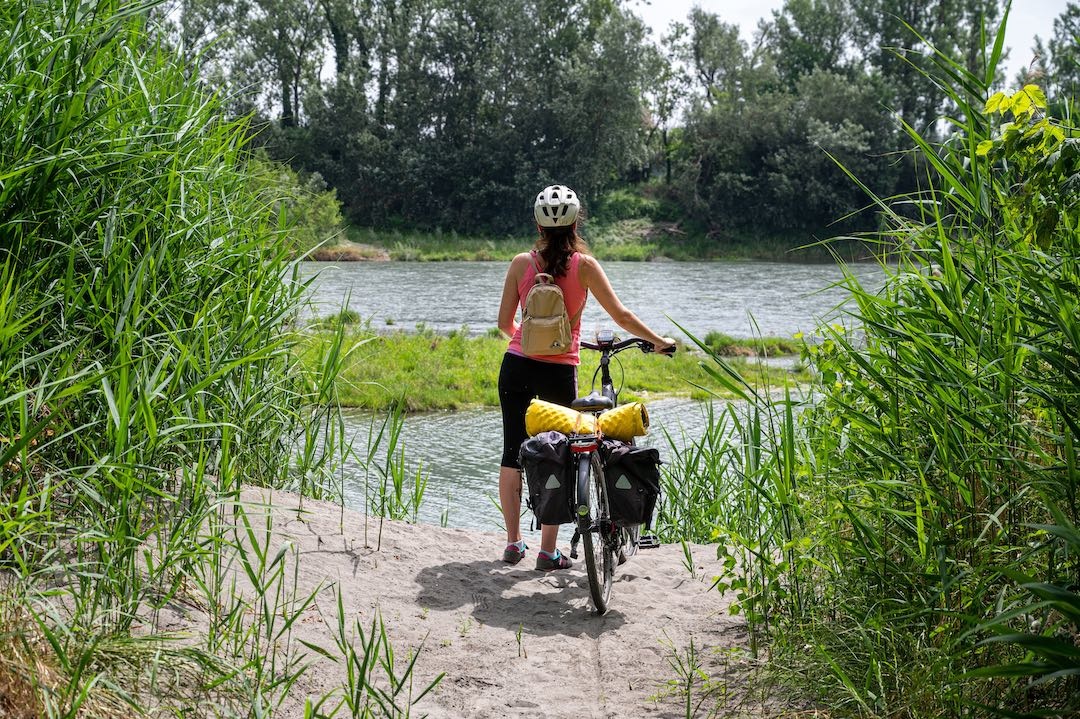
top-left (600, 440), bottom-right (661, 528)
top-left (519, 430), bottom-right (575, 525)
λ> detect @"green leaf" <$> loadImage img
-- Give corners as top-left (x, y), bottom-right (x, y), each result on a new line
top-left (1011, 91), bottom-right (1033, 117)
top-left (985, 92), bottom-right (1005, 114)
top-left (982, 632), bottom-right (1080, 660)
top-left (1023, 84), bottom-right (1048, 108)
top-left (976, 140), bottom-right (994, 156)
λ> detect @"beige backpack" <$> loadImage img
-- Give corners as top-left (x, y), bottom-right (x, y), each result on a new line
top-left (520, 252), bottom-right (582, 356)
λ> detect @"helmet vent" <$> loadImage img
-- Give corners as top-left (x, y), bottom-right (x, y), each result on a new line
top-left (533, 184), bottom-right (580, 227)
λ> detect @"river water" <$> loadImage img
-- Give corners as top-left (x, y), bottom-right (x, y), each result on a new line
top-left (298, 260), bottom-right (883, 341)
top-left (335, 397), bottom-right (714, 534)
top-left (299, 259), bottom-right (883, 533)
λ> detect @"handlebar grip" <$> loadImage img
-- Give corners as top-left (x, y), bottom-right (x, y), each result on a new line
top-left (638, 340), bottom-right (675, 355)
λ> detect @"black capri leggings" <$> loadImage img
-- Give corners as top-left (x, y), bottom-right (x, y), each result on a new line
top-left (498, 352), bottom-right (577, 468)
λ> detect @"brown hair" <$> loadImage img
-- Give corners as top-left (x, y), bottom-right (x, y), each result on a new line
top-left (534, 224), bottom-right (590, 278)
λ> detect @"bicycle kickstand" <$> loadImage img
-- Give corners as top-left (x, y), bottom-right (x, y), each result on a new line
top-left (569, 528), bottom-right (581, 559)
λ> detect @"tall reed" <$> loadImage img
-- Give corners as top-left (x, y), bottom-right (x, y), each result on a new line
top-left (0, 1), bottom-right (433, 714)
top-left (660, 7), bottom-right (1080, 715)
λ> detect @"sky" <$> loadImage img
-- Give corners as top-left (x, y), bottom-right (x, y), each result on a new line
top-left (627, 0), bottom-right (1071, 83)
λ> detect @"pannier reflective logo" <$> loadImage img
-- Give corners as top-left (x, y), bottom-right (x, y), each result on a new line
top-left (614, 473), bottom-right (633, 490)
top-left (544, 474), bottom-right (561, 489)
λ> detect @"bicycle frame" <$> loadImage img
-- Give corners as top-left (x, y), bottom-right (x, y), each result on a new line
top-left (571, 334), bottom-right (648, 521)
top-left (567, 334), bottom-right (665, 612)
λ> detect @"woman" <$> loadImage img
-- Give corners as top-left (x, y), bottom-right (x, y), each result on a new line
top-left (497, 184), bottom-right (675, 570)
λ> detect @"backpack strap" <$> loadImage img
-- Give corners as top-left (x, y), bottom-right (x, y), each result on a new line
top-left (567, 252), bottom-right (586, 326)
top-left (528, 250), bottom-right (554, 285)
top-left (568, 300), bottom-right (584, 326)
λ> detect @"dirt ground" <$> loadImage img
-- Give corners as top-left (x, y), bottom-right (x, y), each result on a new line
top-left (157, 488), bottom-right (791, 718)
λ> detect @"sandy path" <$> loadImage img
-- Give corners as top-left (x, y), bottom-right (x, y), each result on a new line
top-left (161, 488), bottom-right (776, 718)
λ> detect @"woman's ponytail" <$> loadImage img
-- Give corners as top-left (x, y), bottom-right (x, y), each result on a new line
top-left (536, 225), bottom-right (589, 277)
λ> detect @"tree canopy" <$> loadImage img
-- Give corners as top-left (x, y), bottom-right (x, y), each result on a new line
top-left (157, 0), bottom-right (1064, 246)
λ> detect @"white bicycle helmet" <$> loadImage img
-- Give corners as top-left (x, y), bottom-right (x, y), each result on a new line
top-left (534, 184), bottom-right (580, 227)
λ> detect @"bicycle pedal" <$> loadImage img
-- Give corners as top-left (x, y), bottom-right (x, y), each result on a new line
top-left (638, 534), bottom-right (660, 549)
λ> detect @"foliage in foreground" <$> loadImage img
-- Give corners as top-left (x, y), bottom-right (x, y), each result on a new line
top-left (0, 1), bottom-right (436, 715)
top-left (661, 20), bottom-right (1080, 719)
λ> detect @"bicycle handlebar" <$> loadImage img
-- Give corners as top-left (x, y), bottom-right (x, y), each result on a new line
top-left (580, 337), bottom-right (676, 356)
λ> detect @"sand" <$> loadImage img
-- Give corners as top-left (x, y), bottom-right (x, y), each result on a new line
top-left (157, 488), bottom-right (782, 718)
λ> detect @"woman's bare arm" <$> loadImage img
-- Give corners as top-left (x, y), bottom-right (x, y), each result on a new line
top-left (579, 255), bottom-right (675, 351)
top-left (497, 253), bottom-right (530, 338)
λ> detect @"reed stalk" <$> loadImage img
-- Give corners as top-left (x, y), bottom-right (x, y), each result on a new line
top-left (659, 7), bottom-right (1080, 714)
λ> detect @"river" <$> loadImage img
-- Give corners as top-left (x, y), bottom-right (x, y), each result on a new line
top-left (298, 260), bottom-right (883, 341)
top-left (299, 259), bottom-right (882, 533)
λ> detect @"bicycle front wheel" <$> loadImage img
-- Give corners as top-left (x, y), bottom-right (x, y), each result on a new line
top-left (577, 452), bottom-right (613, 614)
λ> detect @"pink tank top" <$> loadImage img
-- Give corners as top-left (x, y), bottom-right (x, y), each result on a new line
top-left (506, 251), bottom-right (588, 365)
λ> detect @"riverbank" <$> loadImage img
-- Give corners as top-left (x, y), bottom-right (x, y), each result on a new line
top-left (297, 322), bottom-right (807, 411)
top-left (305, 220), bottom-right (881, 263)
top-left (168, 486), bottom-right (794, 717)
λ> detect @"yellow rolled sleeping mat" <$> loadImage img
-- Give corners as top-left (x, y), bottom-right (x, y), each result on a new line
top-left (598, 401), bottom-right (650, 440)
top-left (524, 398), bottom-right (649, 441)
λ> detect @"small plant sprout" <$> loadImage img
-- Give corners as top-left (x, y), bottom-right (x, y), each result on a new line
top-left (516, 623), bottom-right (527, 659)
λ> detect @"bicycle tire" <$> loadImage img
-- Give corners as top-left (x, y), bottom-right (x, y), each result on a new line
top-left (578, 452), bottom-right (613, 613)
top-left (618, 524), bottom-right (640, 565)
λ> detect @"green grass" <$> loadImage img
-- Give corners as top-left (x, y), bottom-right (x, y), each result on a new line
top-left (296, 322), bottom-right (807, 411)
top-left (701, 331), bottom-right (801, 357)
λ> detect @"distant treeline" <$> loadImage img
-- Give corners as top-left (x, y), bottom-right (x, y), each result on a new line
top-left (160, 0), bottom-right (1080, 244)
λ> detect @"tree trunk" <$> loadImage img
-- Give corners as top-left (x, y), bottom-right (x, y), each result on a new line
top-left (279, 64), bottom-right (295, 127)
top-left (663, 128), bottom-right (672, 185)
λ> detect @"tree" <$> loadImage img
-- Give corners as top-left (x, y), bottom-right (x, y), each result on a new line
top-left (167, 0), bottom-right (327, 125)
top-left (849, 0), bottom-right (1003, 135)
top-left (251, 0), bottom-right (327, 126)
top-left (255, 0), bottom-right (656, 233)
top-left (677, 8), bottom-right (750, 105)
top-left (640, 25), bottom-right (690, 183)
top-left (1032, 2), bottom-right (1080, 106)
top-left (763, 0), bottom-right (855, 90)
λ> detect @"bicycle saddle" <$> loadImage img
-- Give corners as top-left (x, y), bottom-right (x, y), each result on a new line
top-left (571, 391), bottom-right (614, 412)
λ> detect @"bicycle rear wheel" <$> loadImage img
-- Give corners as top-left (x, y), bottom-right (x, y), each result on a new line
top-left (578, 452), bottom-right (614, 614)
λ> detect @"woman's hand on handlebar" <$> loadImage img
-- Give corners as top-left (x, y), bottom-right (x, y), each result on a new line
top-left (651, 337), bottom-right (677, 356)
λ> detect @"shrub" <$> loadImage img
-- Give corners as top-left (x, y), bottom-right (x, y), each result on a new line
top-left (591, 187), bottom-right (662, 222)
top-left (249, 150), bottom-right (345, 255)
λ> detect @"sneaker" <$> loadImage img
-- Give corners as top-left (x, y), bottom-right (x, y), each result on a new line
top-left (502, 543), bottom-right (527, 564)
top-left (535, 549), bottom-right (573, 571)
